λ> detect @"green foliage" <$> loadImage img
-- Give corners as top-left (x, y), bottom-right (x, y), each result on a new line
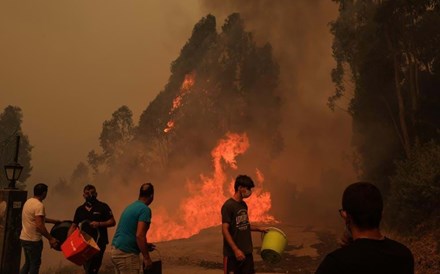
top-left (0, 106), bottom-right (32, 188)
top-left (386, 141), bottom-right (440, 233)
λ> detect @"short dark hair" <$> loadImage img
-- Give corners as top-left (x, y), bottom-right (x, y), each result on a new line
top-left (234, 175), bottom-right (255, 191)
top-left (342, 182), bottom-right (383, 229)
top-left (139, 183), bottom-right (154, 198)
top-left (34, 183), bottom-right (48, 196)
top-left (83, 184), bottom-right (96, 192)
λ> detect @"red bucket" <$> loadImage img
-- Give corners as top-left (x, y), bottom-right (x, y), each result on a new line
top-left (61, 228), bottom-right (100, 265)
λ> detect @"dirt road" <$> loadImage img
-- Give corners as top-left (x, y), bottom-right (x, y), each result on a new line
top-left (41, 224), bottom-right (340, 274)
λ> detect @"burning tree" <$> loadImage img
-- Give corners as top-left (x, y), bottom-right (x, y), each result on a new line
top-left (86, 13), bottom-right (282, 241)
top-left (136, 13), bottom-right (282, 175)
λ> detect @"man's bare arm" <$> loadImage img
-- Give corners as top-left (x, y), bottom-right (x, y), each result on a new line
top-left (137, 221), bottom-right (152, 268)
top-left (45, 218), bottom-right (61, 224)
top-left (35, 215), bottom-right (58, 248)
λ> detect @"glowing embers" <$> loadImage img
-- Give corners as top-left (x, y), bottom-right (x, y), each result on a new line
top-left (163, 73), bottom-right (196, 133)
top-left (148, 132), bottom-right (275, 242)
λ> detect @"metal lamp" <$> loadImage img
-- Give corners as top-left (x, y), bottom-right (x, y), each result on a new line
top-left (4, 162), bottom-right (23, 189)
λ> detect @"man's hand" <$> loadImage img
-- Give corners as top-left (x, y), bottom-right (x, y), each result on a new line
top-left (89, 221), bottom-right (100, 229)
top-left (143, 256), bottom-right (153, 270)
top-left (49, 237), bottom-right (59, 249)
top-left (234, 248), bottom-right (245, 261)
top-left (147, 243), bottom-right (156, 252)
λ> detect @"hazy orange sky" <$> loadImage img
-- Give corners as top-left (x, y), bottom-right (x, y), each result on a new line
top-left (1, 0), bottom-right (207, 183)
top-left (1, 1), bottom-right (354, 192)
top-left (1, 2), bottom-right (357, 269)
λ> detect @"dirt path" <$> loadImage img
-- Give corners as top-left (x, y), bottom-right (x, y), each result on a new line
top-left (41, 224), bottom-right (340, 274)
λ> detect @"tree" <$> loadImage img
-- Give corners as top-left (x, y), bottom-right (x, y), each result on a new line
top-left (0, 106), bottom-right (32, 188)
top-left (329, 0), bottom-right (440, 194)
top-left (88, 105), bottom-right (134, 172)
top-left (136, 13), bottom-right (282, 173)
top-left (387, 141), bottom-right (440, 233)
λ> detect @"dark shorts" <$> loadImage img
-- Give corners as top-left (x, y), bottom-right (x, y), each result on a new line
top-left (223, 254), bottom-right (255, 274)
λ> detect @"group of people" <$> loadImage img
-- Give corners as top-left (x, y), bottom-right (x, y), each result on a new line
top-left (19, 175), bottom-right (415, 274)
top-left (19, 182), bottom-right (155, 274)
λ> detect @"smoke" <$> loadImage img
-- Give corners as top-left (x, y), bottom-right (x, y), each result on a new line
top-left (199, 0), bottom-right (356, 225)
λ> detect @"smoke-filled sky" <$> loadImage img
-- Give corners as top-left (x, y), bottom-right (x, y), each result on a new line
top-left (1, 1), bottom-right (358, 271)
top-left (1, 0), bottom-right (354, 188)
top-left (0, 0), bottom-right (205, 183)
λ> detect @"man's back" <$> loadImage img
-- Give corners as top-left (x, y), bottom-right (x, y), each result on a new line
top-left (112, 200), bottom-right (150, 254)
top-left (20, 197), bottom-right (45, 241)
top-left (316, 238), bottom-right (414, 274)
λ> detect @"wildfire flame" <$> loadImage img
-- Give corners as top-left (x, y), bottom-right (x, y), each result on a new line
top-left (163, 73), bottom-right (196, 133)
top-left (148, 132), bottom-right (275, 242)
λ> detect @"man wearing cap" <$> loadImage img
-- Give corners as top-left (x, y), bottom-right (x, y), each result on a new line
top-left (221, 175), bottom-right (268, 274)
top-left (315, 181), bottom-right (414, 274)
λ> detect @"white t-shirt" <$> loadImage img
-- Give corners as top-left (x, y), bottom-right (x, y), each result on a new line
top-left (20, 197), bottom-right (46, 241)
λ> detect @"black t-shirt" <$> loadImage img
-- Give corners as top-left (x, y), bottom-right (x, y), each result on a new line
top-left (72, 200), bottom-right (113, 247)
top-left (221, 198), bottom-right (253, 256)
top-left (315, 237), bottom-right (414, 274)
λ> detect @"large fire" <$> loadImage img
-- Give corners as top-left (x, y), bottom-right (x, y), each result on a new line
top-left (148, 132), bottom-right (275, 242)
top-left (163, 72), bottom-right (195, 133)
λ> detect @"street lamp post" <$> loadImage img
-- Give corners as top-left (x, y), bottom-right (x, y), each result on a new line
top-left (0, 135), bottom-right (27, 274)
top-left (4, 136), bottom-right (23, 189)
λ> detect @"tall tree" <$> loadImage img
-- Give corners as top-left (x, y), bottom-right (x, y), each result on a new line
top-left (329, 0), bottom-right (440, 194)
top-left (136, 13), bottom-right (281, 172)
top-left (88, 105), bottom-right (134, 172)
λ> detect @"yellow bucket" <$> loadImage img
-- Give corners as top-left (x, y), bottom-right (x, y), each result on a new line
top-left (260, 227), bottom-right (287, 264)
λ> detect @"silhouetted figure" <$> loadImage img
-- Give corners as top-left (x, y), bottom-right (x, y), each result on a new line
top-left (111, 183), bottom-right (155, 273)
top-left (67, 184), bottom-right (116, 274)
top-left (221, 175), bottom-right (268, 274)
top-left (315, 182), bottom-right (414, 274)
top-left (20, 183), bottom-right (60, 274)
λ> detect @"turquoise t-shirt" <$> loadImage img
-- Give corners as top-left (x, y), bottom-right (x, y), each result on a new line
top-left (112, 200), bottom-right (151, 254)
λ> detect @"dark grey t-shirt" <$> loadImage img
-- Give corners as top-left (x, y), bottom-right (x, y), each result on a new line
top-left (221, 198), bottom-right (253, 256)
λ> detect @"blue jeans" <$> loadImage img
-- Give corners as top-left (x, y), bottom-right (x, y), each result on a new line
top-left (20, 240), bottom-right (43, 274)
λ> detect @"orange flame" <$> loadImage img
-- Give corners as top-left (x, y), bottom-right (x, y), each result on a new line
top-left (163, 73), bottom-right (196, 133)
top-left (148, 132), bottom-right (275, 242)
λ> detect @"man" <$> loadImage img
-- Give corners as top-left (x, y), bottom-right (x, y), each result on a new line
top-left (316, 182), bottom-right (414, 274)
top-left (67, 184), bottom-right (116, 274)
top-left (111, 183), bottom-right (155, 274)
top-left (221, 175), bottom-right (268, 274)
top-left (20, 183), bottom-right (60, 274)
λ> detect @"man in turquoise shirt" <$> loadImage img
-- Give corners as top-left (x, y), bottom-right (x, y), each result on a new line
top-left (111, 183), bottom-right (154, 273)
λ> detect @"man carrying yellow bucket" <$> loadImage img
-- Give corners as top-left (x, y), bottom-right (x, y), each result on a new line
top-left (221, 175), bottom-right (268, 274)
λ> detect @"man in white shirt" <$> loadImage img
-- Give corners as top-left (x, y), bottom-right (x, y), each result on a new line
top-left (20, 183), bottom-right (60, 274)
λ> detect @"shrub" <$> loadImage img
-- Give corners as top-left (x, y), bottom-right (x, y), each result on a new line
top-left (385, 140), bottom-right (440, 234)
